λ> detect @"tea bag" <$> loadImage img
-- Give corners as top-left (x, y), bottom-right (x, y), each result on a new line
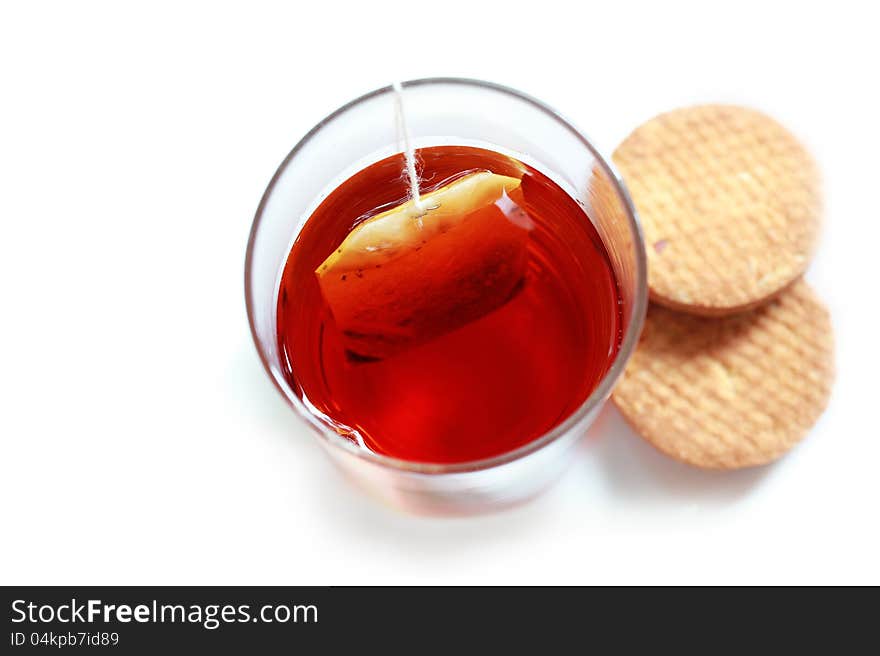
top-left (316, 170), bottom-right (533, 360)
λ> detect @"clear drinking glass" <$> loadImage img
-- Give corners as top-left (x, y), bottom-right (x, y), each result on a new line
top-left (245, 78), bottom-right (647, 514)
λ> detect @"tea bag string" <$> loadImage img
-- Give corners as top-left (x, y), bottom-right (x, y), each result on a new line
top-left (392, 81), bottom-right (428, 217)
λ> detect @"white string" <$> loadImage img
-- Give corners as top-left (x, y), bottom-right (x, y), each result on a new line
top-left (392, 81), bottom-right (427, 216)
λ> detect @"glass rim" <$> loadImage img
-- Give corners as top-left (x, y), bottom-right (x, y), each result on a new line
top-left (245, 76), bottom-right (648, 475)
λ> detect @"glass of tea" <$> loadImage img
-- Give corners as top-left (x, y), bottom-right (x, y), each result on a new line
top-left (246, 79), bottom-right (647, 513)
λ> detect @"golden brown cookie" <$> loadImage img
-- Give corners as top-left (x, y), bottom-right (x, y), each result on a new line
top-left (614, 105), bottom-right (821, 315)
top-left (612, 280), bottom-right (834, 469)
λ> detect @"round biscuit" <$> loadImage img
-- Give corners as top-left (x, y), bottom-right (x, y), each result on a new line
top-left (614, 105), bottom-right (821, 315)
top-left (612, 279), bottom-right (834, 469)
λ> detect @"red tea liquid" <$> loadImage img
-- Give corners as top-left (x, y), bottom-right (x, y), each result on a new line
top-left (277, 146), bottom-right (622, 463)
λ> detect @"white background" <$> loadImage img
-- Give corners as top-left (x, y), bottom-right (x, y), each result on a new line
top-left (2, 1), bottom-right (878, 585)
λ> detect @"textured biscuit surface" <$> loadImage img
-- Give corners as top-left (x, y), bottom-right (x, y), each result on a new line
top-left (614, 105), bottom-right (821, 315)
top-left (612, 280), bottom-right (834, 469)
